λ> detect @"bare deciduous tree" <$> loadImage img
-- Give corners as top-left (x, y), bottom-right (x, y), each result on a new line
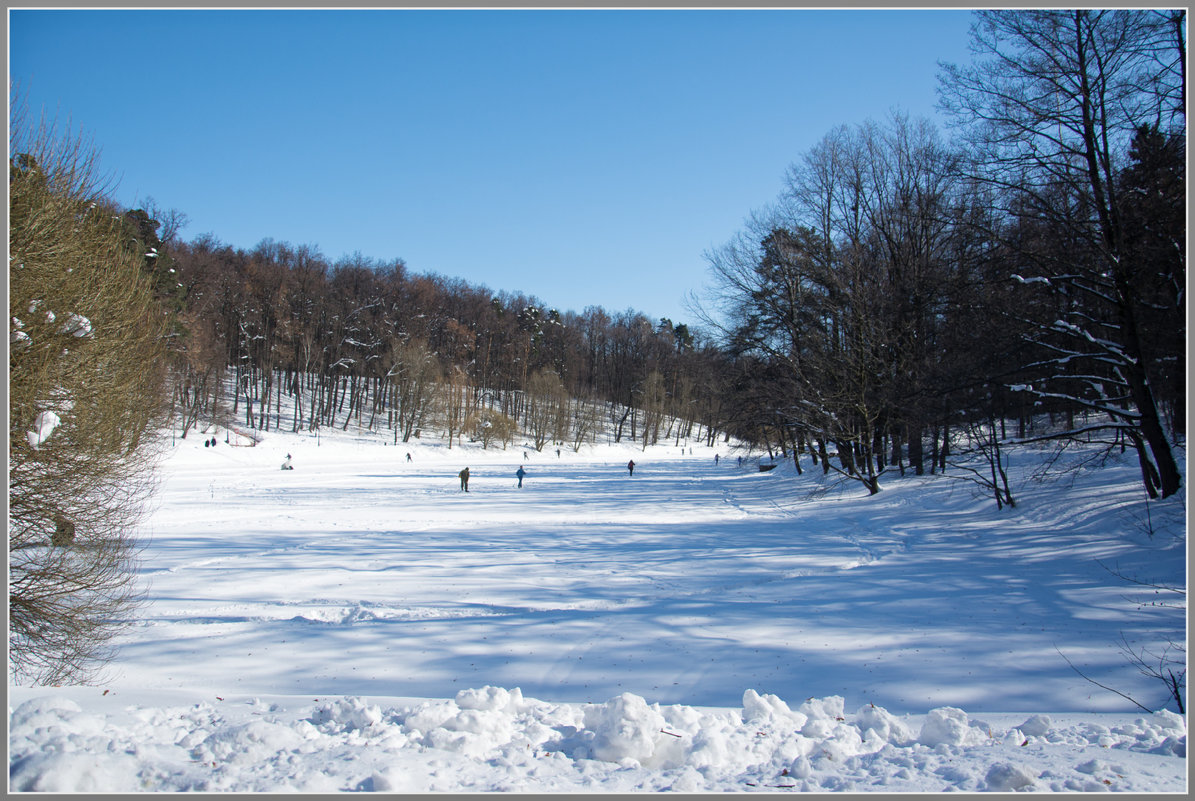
top-left (939, 9), bottom-right (1185, 498)
top-left (525, 369), bottom-right (566, 452)
top-left (387, 338), bottom-right (440, 444)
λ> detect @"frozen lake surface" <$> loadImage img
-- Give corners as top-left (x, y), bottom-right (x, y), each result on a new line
top-left (9, 426), bottom-right (1186, 792)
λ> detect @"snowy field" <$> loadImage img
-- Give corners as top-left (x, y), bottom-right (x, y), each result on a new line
top-left (8, 423), bottom-right (1188, 792)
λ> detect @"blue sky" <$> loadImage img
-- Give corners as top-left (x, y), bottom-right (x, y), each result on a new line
top-left (10, 8), bottom-right (975, 325)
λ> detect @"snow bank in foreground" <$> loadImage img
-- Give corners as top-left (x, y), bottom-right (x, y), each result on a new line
top-left (8, 687), bottom-right (1186, 793)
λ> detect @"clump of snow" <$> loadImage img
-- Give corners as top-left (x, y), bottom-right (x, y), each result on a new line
top-left (26, 410), bottom-right (61, 449)
top-left (580, 691), bottom-right (669, 764)
top-left (1152, 709), bottom-right (1186, 733)
top-left (984, 761), bottom-right (1038, 791)
top-left (456, 685), bottom-right (521, 712)
top-left (856, 701), bottom-right (915, 744)
top-left (311, 696), bottom-right (383, 733)
top-left (1019, 713), bottom-right (1053, 737)
top-left (917, 706), bottom-right (990, 747)
top-left (59, 312), bottom-right (93, 338)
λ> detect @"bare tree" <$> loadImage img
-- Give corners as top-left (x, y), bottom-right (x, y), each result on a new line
top-left (568, 395), bottom-right (600, 451)
top-left (9, 102), bottom-right (169, 684)
top-left (440, 366), bottom-right (471, 449)
top-left (466, 408), bottom-right (517, 450)
top-left (387, 338), bottom-right (440, 444)
top-left (637, 370), bottom-right (668, 450)
top-left (525, 368), bottom-right (566, 452)
top-left (939, 9), bottom-right (1185, 498)
top-left (703, 115), bottom-right (969, 494)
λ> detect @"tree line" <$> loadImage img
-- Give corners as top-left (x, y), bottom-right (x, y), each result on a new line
top-left (700, 9), bottom-right (1184, 502)
top-left (163, 234), bottom-right (731, 452)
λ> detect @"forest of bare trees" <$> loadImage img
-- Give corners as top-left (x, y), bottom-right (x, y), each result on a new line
top-left (163, 234), bottom-right (724, 453)
top-left (699, 9), bottom-right (1184, 501)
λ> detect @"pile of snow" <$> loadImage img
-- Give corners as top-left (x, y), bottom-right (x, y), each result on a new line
top-left (8, 686), bottom-right (1186, 792)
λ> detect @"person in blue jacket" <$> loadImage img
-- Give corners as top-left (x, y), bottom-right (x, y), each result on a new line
top-left (516, 466), bottom-right (526, 488)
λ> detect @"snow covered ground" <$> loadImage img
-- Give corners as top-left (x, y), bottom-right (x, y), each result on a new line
top-left (8, 423), bottom-right (1187, 792)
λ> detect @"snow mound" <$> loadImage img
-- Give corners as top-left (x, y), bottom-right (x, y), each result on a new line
top-left (917, 706), bottom-right (990, 747)
top-left (310, 696), bottom-right (383, 733)
top-left (581, 691), bottom-right (669, 764)
top-left (985, 761), bottom-right (1038, 791)
top-left (7, 688), bottom-right (1189, 793)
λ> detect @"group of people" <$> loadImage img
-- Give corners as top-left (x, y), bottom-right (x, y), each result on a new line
top-left (457, 464), bottom-right (525, 492)
top-left (278, 449), bottom-right (655, 487)
top-left (456, 459), bottom-right (641, 491)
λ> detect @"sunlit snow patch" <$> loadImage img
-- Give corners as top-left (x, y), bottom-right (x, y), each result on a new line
top-left (26, 410), bottom-right (61, 450)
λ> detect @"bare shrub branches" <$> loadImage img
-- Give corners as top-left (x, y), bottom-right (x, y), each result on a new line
top-left (9, 96), bottom-right (169, 685)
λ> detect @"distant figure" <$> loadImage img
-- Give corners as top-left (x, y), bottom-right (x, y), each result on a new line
top-left (406, 452), bottom-right (412, 462)
top-left (627, 460), bottom-right (636, 476)
top-left (524, 451), bottom-right (529, 461)
top-left (459, 467), bottom-right (470, 492)
top-left (737, 456), bottom-right (742, 467)
top-left (204, 439), bottom-right (210, 448)
top-left (281, 453), bottom-right (294, 470)
top-left (210, 437), bottom-right (217, 447)
top-left (516, 466), bottom-right (526, 488)
top-left (715, 453), bottom-right (720, 465)
top-left (52, 514), bottom-right (75, 548)
top-left (556, 448), bottom-right (561, 458)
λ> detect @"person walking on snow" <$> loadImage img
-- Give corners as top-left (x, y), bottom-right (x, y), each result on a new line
top-left (516, 466), bottom-right (526, 488)
top-left (281, 453), bottom-right (294, 470)
top-left (459, 467), bottom-right (470, 492)
top-left (627, 459), bottom-right (635, 476)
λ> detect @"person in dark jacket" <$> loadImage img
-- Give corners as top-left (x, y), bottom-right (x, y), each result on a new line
top-left (459, 467), bottom-right (470, 492)
top-left (516, 466), bottom-right (526, 488)
top-left (627, 460), bottom-right (636, 476)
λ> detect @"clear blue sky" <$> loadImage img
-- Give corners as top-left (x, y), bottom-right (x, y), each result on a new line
top-left (10, 8), bottom-right (975, 325)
